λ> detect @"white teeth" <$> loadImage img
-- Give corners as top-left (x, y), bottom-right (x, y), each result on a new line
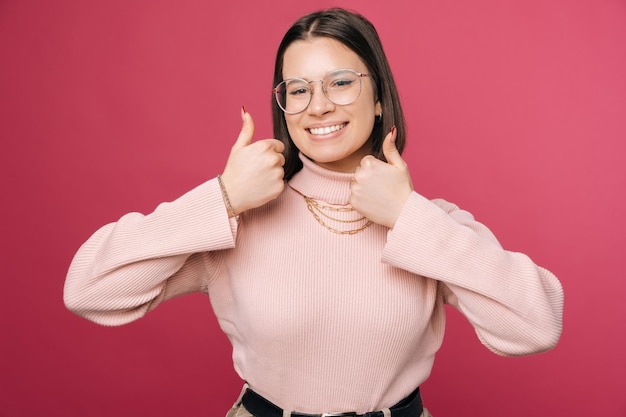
top-left (308, 124), bottom-right (345, 136)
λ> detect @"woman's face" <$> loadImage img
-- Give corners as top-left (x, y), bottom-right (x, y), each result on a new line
top-left (281, 37), bottom-right (381, 173)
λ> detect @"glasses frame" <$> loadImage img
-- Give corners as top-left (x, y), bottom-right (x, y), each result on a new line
top-left (273, 69), bottom-right (371, 115)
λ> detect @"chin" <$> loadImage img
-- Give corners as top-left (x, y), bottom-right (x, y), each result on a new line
top-left (311, 151), bottom-right (365, 172)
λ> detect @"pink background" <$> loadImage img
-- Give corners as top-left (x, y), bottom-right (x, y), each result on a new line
top-left (1, 0), bottom-right (625, 416)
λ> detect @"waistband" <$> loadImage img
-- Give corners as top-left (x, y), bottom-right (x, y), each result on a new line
top-left (241, 386), bottom-right (423, 417)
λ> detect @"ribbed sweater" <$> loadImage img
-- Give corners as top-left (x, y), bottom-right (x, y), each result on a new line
top-left (64, 154), bottom-right (563, 413)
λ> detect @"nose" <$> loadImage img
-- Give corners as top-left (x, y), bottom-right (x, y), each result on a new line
top-left (307, 81), bottom-right (335, 116)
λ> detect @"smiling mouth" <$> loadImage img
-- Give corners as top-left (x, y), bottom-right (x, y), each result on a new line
top-left (307, 123), bottom-right (346, 136)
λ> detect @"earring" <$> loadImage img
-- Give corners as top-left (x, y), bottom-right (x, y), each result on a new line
top-left (375, 113), bottom-right (383, 123)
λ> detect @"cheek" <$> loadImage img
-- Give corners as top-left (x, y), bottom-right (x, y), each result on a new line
top-left (356, 122), bottom-right (377, 150)
top-left (354, 104), bottom-right (377, 135)
top-left (284, 117), bottom-right (303, 146)
top-left (285, 117), bottom-right (296, 132)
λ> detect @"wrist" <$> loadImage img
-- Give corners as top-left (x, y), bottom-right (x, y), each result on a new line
top-left (217, 175), bottom-right (239, 220)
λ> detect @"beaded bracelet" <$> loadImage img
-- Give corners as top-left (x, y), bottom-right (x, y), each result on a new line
top-left (216, 175), bottom-right (238, 221)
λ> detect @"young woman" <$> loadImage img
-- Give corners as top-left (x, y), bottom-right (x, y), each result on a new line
top-left (64, 8), bottom-right (563, 417)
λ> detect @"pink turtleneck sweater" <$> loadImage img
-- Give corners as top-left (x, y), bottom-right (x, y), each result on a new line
top-left (64, 155), bottom-right (563, 413)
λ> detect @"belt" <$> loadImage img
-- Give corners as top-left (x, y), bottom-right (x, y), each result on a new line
top-left (241, 386), bottom-right (423, 417)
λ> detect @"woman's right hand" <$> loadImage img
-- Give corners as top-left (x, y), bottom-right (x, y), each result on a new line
top-left (219, 108), bottom-right (285, 216)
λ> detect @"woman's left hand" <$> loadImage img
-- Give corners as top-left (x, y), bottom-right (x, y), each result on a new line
top-left (350, 127), bottom-right (414, 229)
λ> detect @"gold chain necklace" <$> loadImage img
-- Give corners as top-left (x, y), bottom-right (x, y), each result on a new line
top-left (291, 187), bottom-right (372, 235)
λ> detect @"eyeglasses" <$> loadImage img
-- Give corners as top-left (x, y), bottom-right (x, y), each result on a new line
top-left (273, 69), bottom-right (371, 115)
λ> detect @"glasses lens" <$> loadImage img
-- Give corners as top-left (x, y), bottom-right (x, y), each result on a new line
top-left (275, 79), bottom-right (310, 114)
top-left (324, 70), bottom-right (362, 106)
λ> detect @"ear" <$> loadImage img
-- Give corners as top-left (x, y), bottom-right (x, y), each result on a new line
top-left (375, 100), bottom-right (382, 117)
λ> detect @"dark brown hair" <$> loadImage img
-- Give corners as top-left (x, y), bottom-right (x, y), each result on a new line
top-left (272, 8), bottom-right (407, 180)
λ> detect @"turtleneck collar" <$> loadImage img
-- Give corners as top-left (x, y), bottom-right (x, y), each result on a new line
top-left (288, 153), bottom-right (355, 205)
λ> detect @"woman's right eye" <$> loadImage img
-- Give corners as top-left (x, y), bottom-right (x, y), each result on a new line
top-left (288, 87), bottom-right (309, 96)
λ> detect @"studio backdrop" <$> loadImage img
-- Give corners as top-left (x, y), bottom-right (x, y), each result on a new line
top-left (1, 1), bottom-right (625, 416)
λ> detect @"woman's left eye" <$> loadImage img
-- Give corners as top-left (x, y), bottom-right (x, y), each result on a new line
top-left (330, 79), bottom-right (353, 88)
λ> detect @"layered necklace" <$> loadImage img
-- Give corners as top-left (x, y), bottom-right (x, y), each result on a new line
top-left (290, 187), bottom-right (372, 235)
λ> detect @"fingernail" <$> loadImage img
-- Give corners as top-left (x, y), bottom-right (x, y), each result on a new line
top-left (391, 125), bottom-right (397, 138)
top-left (241, 105), bottom-right (247, 117)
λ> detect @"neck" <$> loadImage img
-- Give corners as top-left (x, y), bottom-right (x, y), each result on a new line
top-left (288, 153), bottom-right (355, 205)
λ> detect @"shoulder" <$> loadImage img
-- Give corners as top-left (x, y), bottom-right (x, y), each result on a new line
top-left (430, 197), bottom-right (461, 214)
top-left (405, 193), bottom-right (478, 227)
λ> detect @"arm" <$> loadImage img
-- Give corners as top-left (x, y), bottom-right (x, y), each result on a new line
top-left (65, 110), bottom-right (285, 326)
top-left (63, 178), bottom-right (237, 326)
top-left (382, 192), bottom-right (564, 356)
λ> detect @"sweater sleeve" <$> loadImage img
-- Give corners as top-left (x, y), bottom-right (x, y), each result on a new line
top-left (381, 192), bottom-right (564, 356)
top-left (63, 178), bottom-right (237, 326)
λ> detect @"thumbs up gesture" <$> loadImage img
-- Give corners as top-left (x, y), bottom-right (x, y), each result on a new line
top-left (349, 126), bottom-right (414, 229)
top-left (219, 108), bottom-right (285, 216)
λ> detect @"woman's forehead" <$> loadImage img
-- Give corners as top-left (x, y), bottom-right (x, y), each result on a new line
top-left (282, 37), bottom-right (367, 80)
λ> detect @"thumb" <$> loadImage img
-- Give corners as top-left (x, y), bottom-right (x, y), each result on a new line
top-left (232, 106), bottom-right (255, 149)
top-left (382, 126), bottom-right (402, 166)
